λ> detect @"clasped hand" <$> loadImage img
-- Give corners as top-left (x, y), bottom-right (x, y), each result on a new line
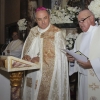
top-left (66, 53), bottom-right (92, 69)
top-left (22, 55), bottom-right (39, 63)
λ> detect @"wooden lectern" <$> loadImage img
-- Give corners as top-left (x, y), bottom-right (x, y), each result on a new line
top-left (0, 56), bottom-right (40, 100)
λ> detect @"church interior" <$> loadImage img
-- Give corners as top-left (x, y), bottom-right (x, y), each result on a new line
top-left (0, 0), bottom-right (97, 100)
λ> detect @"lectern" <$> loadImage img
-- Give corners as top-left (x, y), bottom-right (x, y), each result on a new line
top-left (0, 56), bottom-right (40, 100)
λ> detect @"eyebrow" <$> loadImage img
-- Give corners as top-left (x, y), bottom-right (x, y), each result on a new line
top-left (36, 16), bottom-right (48, 20)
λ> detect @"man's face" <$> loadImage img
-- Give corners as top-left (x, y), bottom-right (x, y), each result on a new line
top-left (77, 12), bottom-right (91, 32)
top-left (12, 32), bottom-right (18, 40)
top-left (35, 10), bottom-right (50, 29)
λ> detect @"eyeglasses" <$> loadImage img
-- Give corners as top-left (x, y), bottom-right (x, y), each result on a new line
top-left (78, 16), bottom-right (91, 23)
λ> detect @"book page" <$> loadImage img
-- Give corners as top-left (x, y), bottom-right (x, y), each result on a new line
top-left (61, 49), bottom-right (88, 62)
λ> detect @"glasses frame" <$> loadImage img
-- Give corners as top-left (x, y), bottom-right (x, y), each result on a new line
top-left (78, 16), bottom-right (91, 23)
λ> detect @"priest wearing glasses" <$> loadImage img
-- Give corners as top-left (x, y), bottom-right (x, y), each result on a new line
top-left (67, 9), bottom-right (100, 100)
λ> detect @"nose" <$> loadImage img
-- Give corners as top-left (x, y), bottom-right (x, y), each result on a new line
top-left (42, 19), bottom-right (45, 24)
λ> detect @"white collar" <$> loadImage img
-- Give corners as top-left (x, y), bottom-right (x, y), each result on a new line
top-left (38, 23), bottom-right (51, 34)
top-left (84, 24), bottom-right (98, 35)
top-left (87, 25), bottom-right (95, 33)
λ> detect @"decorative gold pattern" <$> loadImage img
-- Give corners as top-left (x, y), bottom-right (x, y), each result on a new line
top-left (89, 83), bottom-right (99, 90)
top-left (26, 77), bottom-right (32, 87)
top-left (23, 26), bottom-right (40, 55)
top-left (50, 66), bottom-right (68, 100)
top-left (35, 80), bottom-right (38, 89)
top-left (90, 96), bottom-right (97, 100)
top-left (89, 69), bottom-right (95, 76)
top-left (50, 73), bottom-right (59, 100)
top-left (37, 25), bottom-right (60, 100)
top-left (10, 72), bottom-right (23, 86)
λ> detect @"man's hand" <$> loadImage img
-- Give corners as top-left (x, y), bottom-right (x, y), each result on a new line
top-left (66, 53), bottom-right (75, 62)
top-left (31, 57), bottom-right (39, 63)
top-left (22, 55), bottom-right (31, 62)
top-left (77, 60), bottom-right (92, 69)
top-left (22, 55), bottom-right (39, 63)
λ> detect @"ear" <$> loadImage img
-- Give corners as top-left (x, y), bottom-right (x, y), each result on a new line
top-left (90, 15), bottom-right (94, 22)
top-left (89, 15), bottom-right (95, 25)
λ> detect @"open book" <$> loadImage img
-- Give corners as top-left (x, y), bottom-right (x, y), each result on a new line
top-left (0, 56), bottom-right (40, 72)
top-left (61, 49), bottom-right (88, 62)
